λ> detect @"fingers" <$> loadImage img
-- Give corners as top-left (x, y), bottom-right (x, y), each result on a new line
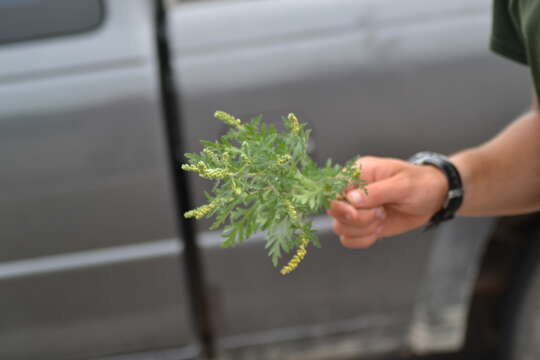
top-left (342, 156), bottom-right (379, 193)
top-left (343, 156), bottom-right (410, 208)
top-left (353, 156), bottom-right (377, 184)
top-left (328, 202), bottom-right (386, 249)
top-left (346, 176), bottom-right (410, 210)
top-left (339, 233), bottom-right (381, 249)
top-left (329, 155), bottom-right (414, 249)
top-left (332, 219), bottom-right (382, 238)
top-left (355, 156), bottom-right (407, 183)
top-left (327, 200), bottom-right (356, 223)
top-left (327, 201), bottom-right (385, 226)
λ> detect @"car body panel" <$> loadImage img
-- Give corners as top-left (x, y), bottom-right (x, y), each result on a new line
top-left (0, 1), bottom-right (195, 359)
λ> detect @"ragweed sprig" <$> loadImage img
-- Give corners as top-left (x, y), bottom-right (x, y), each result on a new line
top-left (182, 111), bottom-right (366, 274)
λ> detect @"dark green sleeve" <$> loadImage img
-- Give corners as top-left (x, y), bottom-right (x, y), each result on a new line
top-left (491, 0), bottom-right (528, 65)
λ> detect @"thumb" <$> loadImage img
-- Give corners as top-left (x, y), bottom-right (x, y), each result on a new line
top-left (346, 178), bottom-right (406, 209)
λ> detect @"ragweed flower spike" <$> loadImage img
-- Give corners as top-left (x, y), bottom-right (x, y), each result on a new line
top-left (203, 168), bottom-right (231, 179)
top-left (284, 200), bottom-right (298, 222)
top-left (287, 113), bottom-right (300, 135)
top-left (215, 110), bottom-right (245, 131)
top-left (281, 238), bottom-right (309, 275)
top-left (184, 201), bottom-right (218, 220)
top-left (182, 162), bottom-right (230, 180)
top-left (203, 148), bottom-right (219, 163)
top-left (182, 161), bottom-right (231, 180)
top-left (181, 163), bottom-right (199, 172)
top-left (277, 154), bottom-right (292, 165)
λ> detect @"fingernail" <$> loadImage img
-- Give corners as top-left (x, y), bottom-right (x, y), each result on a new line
top-left (347, 191), bottom-right (362, 206)
top-left (375, 207), bottom-right (386, 220)
top-left (345, 213), bottom-right (353, 221)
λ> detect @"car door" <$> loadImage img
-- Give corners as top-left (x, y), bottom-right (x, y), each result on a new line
top-left (0, 1), bottom-right (195, 359)
top-left (168, 0), bottom-right (530, 358)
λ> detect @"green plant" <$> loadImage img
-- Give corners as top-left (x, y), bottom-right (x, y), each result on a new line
top-left (182, 111), bottom-right (366, 275)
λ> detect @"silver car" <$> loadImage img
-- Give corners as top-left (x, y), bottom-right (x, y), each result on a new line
top-left (0, 0), bottom-right (534, 359)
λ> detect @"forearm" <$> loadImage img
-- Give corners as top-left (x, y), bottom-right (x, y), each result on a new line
top-left (451, 108), bottom-right (540, 216)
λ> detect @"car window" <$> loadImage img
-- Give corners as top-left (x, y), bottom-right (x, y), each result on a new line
top-left (0, 0), bottom-right (103, 46)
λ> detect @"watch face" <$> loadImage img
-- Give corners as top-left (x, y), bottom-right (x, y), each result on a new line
top-left (409, 152), bottom-right (432, 164)
top-left (409, 152), bottom-right (449, 165)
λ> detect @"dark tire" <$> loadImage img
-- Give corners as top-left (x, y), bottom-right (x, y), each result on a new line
top-left (500, 236), bottom-right (540, 360)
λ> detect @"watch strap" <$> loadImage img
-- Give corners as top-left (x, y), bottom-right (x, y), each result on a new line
top-left (408, 151), bottom-right (464, 230)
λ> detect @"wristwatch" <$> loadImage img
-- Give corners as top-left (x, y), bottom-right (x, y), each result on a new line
top-left (408, 151), bottom-right (464, 230)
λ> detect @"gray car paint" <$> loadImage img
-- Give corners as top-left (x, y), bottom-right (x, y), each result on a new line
top-left (0, 1), bottom-right (195, 359)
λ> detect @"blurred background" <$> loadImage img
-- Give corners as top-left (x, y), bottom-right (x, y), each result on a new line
top-left (0, 0), bottom-right (536, 359)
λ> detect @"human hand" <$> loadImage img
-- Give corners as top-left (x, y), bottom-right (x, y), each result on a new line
top-left (327, 156), bottom-right (448, 248)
